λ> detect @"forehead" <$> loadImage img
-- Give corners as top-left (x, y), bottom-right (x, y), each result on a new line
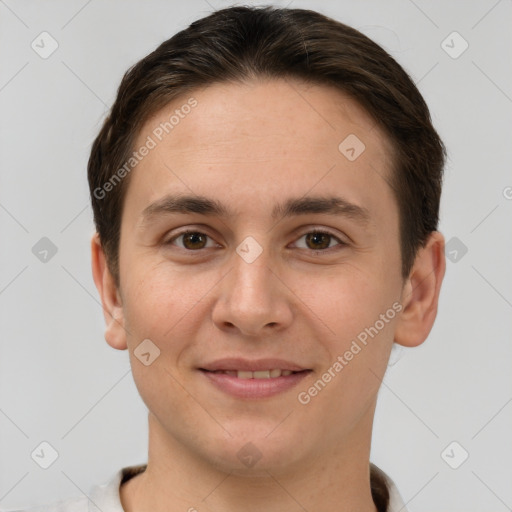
top-left (138, 78), bottom-right (392, 156)
top-left (125, 78), bottom-right (396, 222)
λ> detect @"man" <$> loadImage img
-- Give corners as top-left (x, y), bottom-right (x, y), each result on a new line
top-left (15, 5), bottom-right (446, 511)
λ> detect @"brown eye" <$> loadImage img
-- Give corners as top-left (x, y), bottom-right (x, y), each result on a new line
top-left (293, 230), bottom-right (345, 252)
top-left (305, 232), bottom-right (331, 250)
top-left (167, 231), bottom-right (215, 250)
top-left (182, 232), bottom-right (207, 249)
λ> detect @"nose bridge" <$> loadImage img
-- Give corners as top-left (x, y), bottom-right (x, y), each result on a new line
top-left (231, 250), bottom-right (274, 301)
top-left (212, 241), bottom-right (291, 335)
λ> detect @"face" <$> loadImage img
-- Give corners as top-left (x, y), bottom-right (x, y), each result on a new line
top-left (113, 79), bottom-right (406, 473)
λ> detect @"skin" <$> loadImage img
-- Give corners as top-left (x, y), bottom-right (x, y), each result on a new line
top-left (91, 78), bottom-right (445, 512)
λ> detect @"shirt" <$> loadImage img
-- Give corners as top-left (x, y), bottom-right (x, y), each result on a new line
top-left (8, 464), bottom-right (407, 512)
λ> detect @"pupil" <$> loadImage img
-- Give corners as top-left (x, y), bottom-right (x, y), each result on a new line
top-left (185, 232), bottom-right (205, 249)
top-left (307, 232), bottom-right (329, 250)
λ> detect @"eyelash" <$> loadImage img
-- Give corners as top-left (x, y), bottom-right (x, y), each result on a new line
top-left (164, 228), bottom-right (347, 253)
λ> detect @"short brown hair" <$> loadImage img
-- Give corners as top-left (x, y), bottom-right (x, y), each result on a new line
top-left (88, 5), bottom-right (445, 286)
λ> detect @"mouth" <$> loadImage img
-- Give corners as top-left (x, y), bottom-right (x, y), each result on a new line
top-left (198, 359), bottom-right (312, 399)
top-left (202, 369), bottom-right (303, 379)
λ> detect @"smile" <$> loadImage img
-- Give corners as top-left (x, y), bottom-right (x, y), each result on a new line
top-left (200, 368), bottom-right (312, 399)
top-left (208, 369), bottom-right (297, 378)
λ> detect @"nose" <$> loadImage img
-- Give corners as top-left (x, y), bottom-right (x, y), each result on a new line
top-left (211, 248), bottom-right (293, 338)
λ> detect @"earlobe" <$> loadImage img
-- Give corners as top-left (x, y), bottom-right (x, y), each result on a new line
top-left (394, 231), bottom-right (446, 348)
top-left (90, 233), bottom-right (128, 350)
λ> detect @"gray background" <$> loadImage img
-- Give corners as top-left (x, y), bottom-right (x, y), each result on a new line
top-left (1, 0), bottom-right (511, 510)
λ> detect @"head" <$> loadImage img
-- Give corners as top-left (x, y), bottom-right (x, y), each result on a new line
top-left (90, 5), bottom-right (445, 481)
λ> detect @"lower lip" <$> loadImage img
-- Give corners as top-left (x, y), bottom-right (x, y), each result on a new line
top-left (200, 370), bottom-right (312, 399)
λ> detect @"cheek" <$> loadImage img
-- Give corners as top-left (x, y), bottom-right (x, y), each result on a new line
top-left (297, 311), bottom-right (397, 440)
top-left (119, 258), bottom-right (232, 370)
top-left (120, 262), bottom-right (213, 422)
top-left (300, 267), bottom-right (399, 405)
top-left (121, 261), bottom-right (205, 340)
top-left (309, 265), bottom-right (399, 342)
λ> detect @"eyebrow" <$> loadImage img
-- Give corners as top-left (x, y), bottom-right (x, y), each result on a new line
top-left (140, 193), bottom-right (371, 226)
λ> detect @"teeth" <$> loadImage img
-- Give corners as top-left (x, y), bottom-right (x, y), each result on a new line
top-left (253, 370), bottom-right (270, 379)
top-left (212, 369), bottom-right (296, 378)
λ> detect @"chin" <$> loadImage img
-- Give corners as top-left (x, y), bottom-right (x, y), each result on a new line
top-left (198, 425), bottom-right (311, 476)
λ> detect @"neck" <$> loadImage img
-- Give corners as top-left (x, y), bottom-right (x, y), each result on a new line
top-left (121, 410), bottom-right (379, 512)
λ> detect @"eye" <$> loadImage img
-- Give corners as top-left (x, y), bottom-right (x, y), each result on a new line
top-left (293, 230), bottom-right (346, 252)
top-left (166, 230), bottom-right (218, 250)
top-left (164, 228), bottom-right (346, 252)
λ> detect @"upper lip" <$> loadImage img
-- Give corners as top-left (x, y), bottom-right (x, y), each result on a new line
top-left (199, 358), bottom-right (309, 372)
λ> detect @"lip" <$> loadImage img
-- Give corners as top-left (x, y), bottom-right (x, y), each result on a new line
top-left (199, 357), bottom-right (308, 372)
top-left (200, 369), bottom-right (312, 399)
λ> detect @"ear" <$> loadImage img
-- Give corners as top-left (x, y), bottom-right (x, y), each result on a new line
top-left (91, 232), bottom-right (127, 350)
top-left (394, 231), bottom-right (446, 347)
